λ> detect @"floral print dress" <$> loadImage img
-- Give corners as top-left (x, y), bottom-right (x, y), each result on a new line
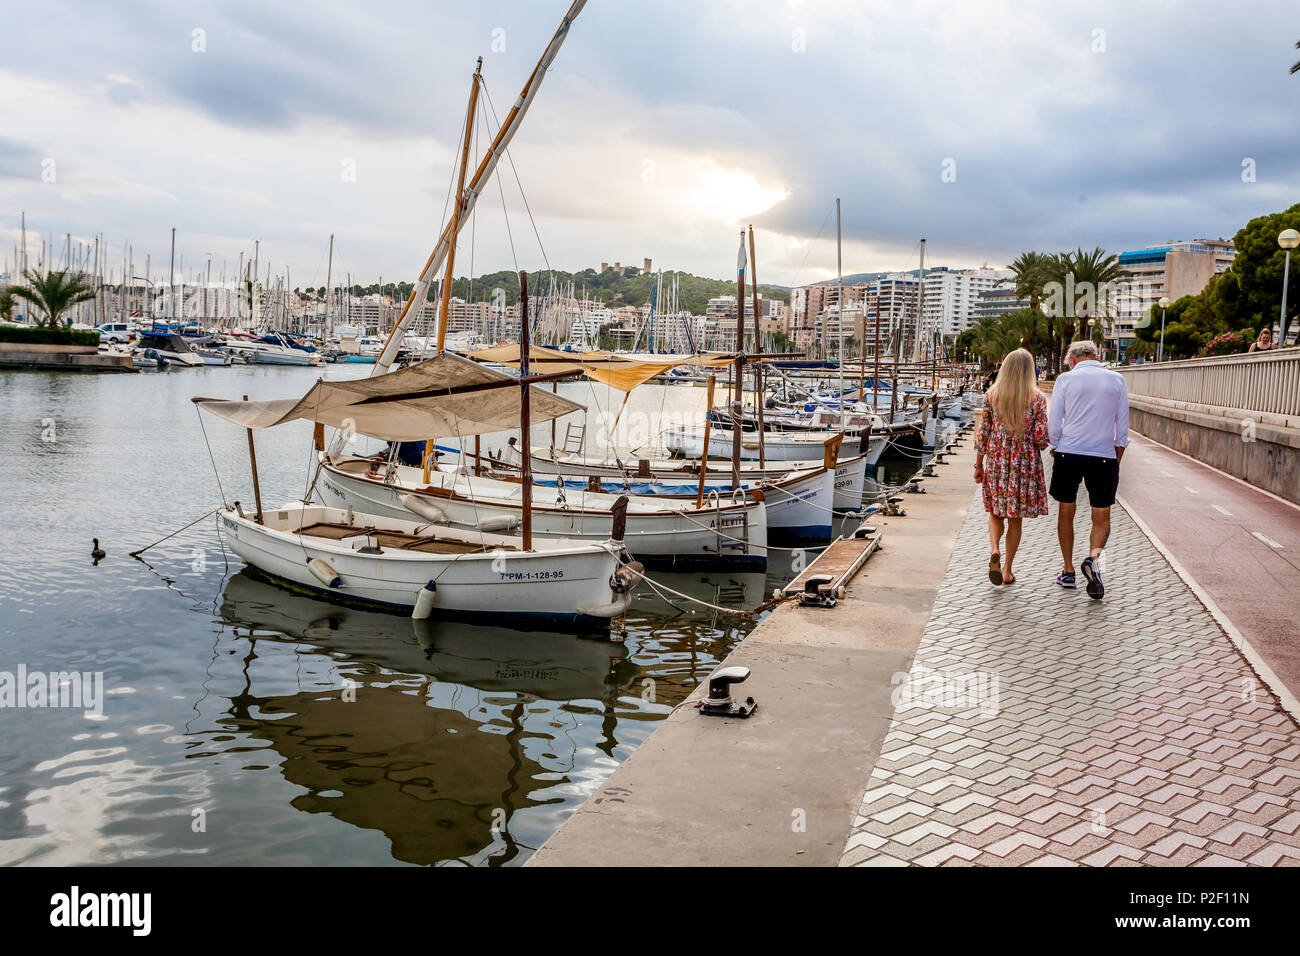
top-left (976, 393), bottom-right (1049, 518)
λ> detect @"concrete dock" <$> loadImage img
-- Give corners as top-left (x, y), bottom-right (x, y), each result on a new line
top-left (530, 429), bottom-right (981, 866)
top-left (531, 424), bottom-right (1300, 867)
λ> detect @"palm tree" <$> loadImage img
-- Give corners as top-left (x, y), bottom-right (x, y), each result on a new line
top-left (0, 286), bottom-right (14, 323)
top-left (1050, 247), bottom-right (1130, 368)
top-left (1006, 251), bottom-right (1059, 365)
top-left (1292, 40), bottom-right (1299, 75)
top-left (11, 269), bottom-right (96, 328)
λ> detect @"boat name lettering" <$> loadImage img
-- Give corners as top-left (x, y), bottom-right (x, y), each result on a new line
top-left (498, 569), bottom-right (565, 582)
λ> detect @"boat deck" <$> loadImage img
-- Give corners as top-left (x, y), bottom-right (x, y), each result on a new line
top-left (295, 521), bottom-right (507, 555)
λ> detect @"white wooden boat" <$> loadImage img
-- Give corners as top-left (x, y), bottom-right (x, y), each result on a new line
top-left (219, 501), bottom-right (633, 628)
top-left (195, 350), bottom-right (637, 630)
top-left (317, 454), bottom-right (770, 567)
top-left (662, 423), bottom-right (877, 463)
top-left (525, 446), bottom-right (868, 512)
top-left (469, 452), bottom-right (839, 538)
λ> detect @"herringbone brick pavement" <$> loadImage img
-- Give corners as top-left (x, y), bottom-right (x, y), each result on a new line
top-left (840, 483), bottom-right (1300, 867)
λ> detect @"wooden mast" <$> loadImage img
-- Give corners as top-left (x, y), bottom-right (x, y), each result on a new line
top-left (423, 59), bottom-right (481, 483)
top-left (519, 271), bottom-right (533, 551)
top-left (748, 225), bottom-right (766, 467)
top-left (372, 0), bottom-right (588, 376)
top-left (436, 58), bottom-right (482, 356)
top-left (730, 230), bottom-right (745, 489)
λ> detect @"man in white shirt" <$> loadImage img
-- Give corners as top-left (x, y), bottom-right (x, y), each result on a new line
top-left (1047, 340), bottom-right (1130, 599)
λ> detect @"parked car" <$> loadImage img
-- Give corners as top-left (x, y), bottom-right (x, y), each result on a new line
top-left (95, 322), bottom-right (134, 343)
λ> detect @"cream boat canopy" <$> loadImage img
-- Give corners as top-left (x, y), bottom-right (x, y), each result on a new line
top-left (192, 352), bottom-right (585, 441)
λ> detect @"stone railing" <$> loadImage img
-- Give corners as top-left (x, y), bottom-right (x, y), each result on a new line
top-left (1118, 349), bottom-right (1300, 418)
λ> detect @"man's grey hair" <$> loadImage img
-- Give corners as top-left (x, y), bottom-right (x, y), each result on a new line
top-left (1066, 340), bottom-right (1100, 361)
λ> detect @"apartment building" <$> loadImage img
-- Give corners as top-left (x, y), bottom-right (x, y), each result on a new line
top-left (1114, 239), bottom-right (1235, 345)
top-left (923, 267), bottom-right (1015, 336)
top-left (973, 286), bottom-right (1029, 323)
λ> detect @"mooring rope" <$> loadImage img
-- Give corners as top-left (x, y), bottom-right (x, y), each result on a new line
top-left (130, 508), bottom-right (221, 557)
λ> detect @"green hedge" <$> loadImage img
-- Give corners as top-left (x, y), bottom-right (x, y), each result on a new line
top-left (0, 325), bottom-right (101, 346)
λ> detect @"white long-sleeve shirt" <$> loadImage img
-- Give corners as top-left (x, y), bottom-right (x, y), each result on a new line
top-left (1047, 360), bottom-right (1130, 459)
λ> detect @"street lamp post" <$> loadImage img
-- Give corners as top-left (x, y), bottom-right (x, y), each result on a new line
top-left (1157, 296), bottom-right (1170, 363)
top-left (133, 276), bottom-right (157, 323)
top-left (1280, 229), bottom-right (1299, 346)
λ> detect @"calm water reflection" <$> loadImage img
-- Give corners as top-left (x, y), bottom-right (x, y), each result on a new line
top-left (0, 365), bottom-right (934, 865)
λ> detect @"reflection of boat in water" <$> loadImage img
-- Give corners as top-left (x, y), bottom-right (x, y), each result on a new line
top-left (219, 570), bottom-right (633, 701)
top-left (216, 571), bottom-right (644, 866)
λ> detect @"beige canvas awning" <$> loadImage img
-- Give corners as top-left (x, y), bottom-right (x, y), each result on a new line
top-left (194, 352), bottom-right (584, 441)
top-left (466, 346), bottom-right (738, 392)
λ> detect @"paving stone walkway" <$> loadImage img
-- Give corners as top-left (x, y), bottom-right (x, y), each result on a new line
top-left (840, 482), bottom-right (1300, 867)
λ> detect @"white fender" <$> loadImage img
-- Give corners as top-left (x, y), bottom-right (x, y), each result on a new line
top-left (477, 515), bottom-right (520, 532)
top-left (307, 558), bottom-right (342, 589)
top-left (400, 493), bottom-right (446, 524)
top-left (577, 591), bottom-right (633, 619)
top-left (411, 581), bottom-right (438, 620)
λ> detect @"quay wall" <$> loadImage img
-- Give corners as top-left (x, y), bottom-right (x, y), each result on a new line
top-left (1117, 352), bottom-right (1300, 505)
top-left (529, 434), bottom-right (978, 866)
top-left (0, 342), bottom-right (135, 372)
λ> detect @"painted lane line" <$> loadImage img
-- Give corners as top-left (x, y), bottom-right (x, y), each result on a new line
top-left (1118, 494), bottom-right (1300, 725)
top-left (1211, 505), bottom-right (1232, 516)
top-left (1184, 486), bottom-right (1199, 495)
top-left (1252, 532), bottom-right (1284, 549)
top-left (1161, 470), bottom-right (1175, 478)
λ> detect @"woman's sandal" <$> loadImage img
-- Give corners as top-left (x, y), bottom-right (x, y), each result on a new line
top-left (1002, 572), bottom-right (1016, 585)
top-left (988, 553), bottom-right (1003, 585)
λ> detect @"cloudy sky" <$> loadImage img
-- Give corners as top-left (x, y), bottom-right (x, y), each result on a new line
top-left (2, 0), bottom-right (1297, 290)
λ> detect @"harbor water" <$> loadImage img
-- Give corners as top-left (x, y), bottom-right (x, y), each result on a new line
top-left (0, 366), bottom-right (930, 865)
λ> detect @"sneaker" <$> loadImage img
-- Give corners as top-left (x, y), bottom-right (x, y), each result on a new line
top-left (1055, 571), bottom-right (1076, 589)
top-left (1081, 556), bottom-right (1104, 600)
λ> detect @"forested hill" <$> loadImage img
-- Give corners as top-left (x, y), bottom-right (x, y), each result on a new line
top-left (321, 267), bottom-right (790, 313)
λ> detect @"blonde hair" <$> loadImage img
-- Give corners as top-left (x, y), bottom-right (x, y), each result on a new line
top-left (987, 348), bottom-right (1039, 435)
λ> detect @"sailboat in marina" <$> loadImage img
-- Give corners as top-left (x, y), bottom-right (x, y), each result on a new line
top-left (192, 2), bottom-right (653, 628)
top-left (195, 349), bottom-right (638, 628)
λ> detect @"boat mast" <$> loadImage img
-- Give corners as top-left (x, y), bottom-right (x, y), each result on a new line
top-left (730, 229), bottom-right (746, 489)
top-left (748, 224), bottom-right (766, 467)
top-left (324, 234), bottom-right (333, 340)
top-left (836, 198), bottom-right (844, 429)
top-left (372, 0), bottom-right (587, 376)
top-left (169, 227), bottom-right (176, 325)
top-left (436, 57), bottom-right (483, 355)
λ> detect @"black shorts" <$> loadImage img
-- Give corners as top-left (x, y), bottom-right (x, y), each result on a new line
top-left (1049, 452), bottom-right (1119, 508)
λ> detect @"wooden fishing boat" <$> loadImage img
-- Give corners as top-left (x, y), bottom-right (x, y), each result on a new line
top-left (522, 443), bottom-right (869, 512)
top-left (316, 453), bottom-right (770, 567)
top-left (194, 349), bottom-right (639, 631)
top-left (218, 501), bottom-right (633, 628)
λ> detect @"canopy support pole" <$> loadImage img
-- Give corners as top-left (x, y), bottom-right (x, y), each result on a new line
top-left (243, 395), bottom-right (264, 524)
top-left (519, 271), bottom-right (533, 551)
top-left (696, 375), bottom-right (716, 509)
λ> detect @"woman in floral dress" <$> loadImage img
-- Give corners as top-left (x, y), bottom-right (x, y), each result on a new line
top-left (973, 348), bottom-right (1049, 585)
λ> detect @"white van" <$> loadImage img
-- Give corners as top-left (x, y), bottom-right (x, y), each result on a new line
top-left (96, 322), bottom-right (134, 343)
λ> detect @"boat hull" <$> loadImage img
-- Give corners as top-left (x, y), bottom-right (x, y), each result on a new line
top-left (662, 425), bottom-right (862, 462)
top-left (528, 446), bottom-right (868, 510)
top-left (219, 503), bottom-right (629, 630)
top-left (318, 459), bottom-right (769, 570)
